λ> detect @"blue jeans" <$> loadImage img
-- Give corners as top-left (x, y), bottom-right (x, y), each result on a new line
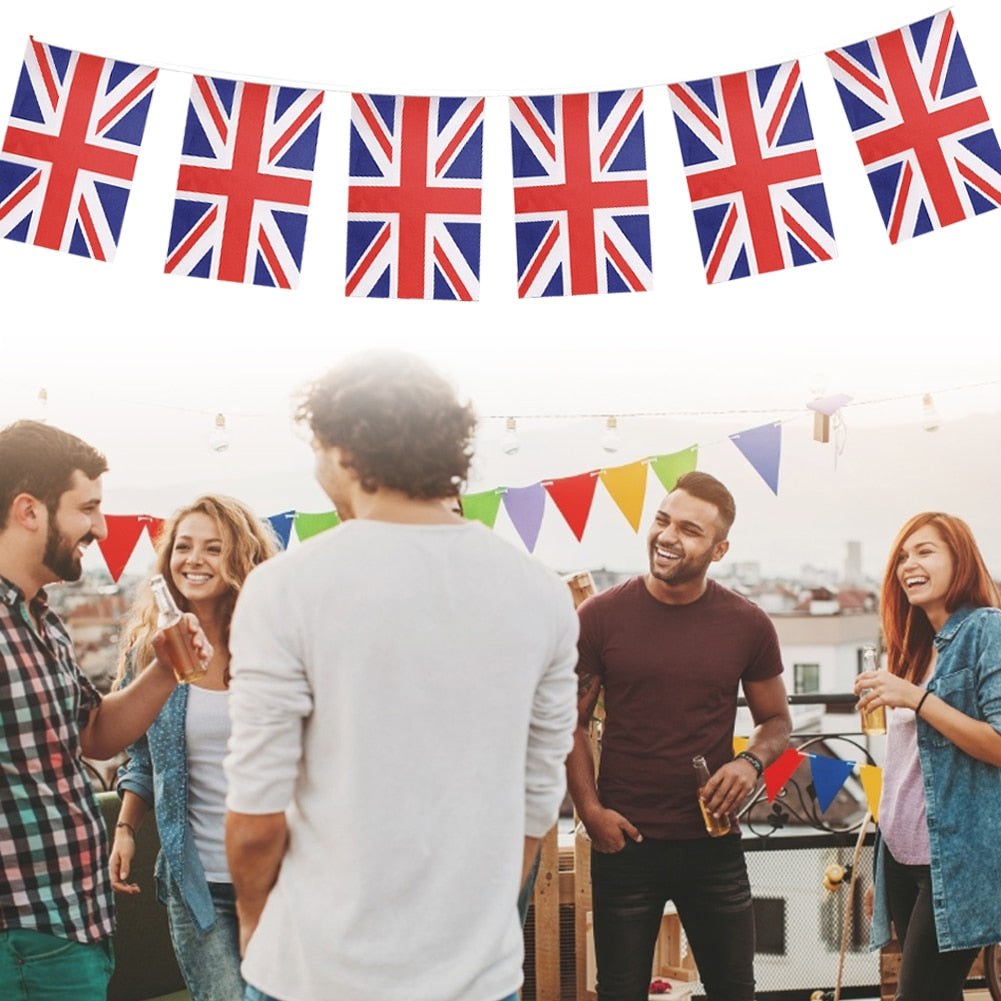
top-left (246, 989), bottom-right (517, 1001)
top-left (883, 846), bottom-right (980, 1001)
top-left (0, 928), bottom-right (113, 1001)
top-left (166, 881), bottom-right (244, 1001)
top-left (591, 835), bottom-right (755, 1001)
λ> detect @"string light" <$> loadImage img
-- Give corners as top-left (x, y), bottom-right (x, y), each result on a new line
top-left (35, 387), bottom-right (48, 422)
top-left (601, 415), bottom-right (621, 453)
top-left (209, 413), bottom-right (231, 452)
top-left (921, 393), bottom-right (941, 432)
top-left (501, 417), bottom-right (520, 455)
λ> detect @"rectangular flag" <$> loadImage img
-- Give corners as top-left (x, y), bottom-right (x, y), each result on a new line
top-left (669, 61), bottom-right (836, 283)
top-left (0, 37), bottom-right (157, 261)
top-left (826, 9), bottom-right (1001, 242)
top-left (165, 77), bottom-right (323, 287)
top-left (346, 94), bottom-right (484, 300)
top-left (510, 89), bottom-right (652, 297)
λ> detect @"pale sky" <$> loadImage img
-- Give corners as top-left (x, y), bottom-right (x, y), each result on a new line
top-left (2, 0), bottom-right (1000, 578)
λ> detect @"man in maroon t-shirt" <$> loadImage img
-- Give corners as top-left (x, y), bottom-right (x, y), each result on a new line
top-left (567, 471), bottom-right (791, 1001)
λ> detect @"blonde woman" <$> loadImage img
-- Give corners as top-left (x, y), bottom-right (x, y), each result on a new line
top-left (109, 496), bottom-right (279, 1001)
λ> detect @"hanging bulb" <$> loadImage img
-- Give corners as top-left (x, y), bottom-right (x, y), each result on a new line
top-left (35, 387), bottom-right (49, 422)
top-left (601, 415), bottom-right (620, 453)
top-left (921, 393), bottom-right (941, 432)
top-left (501, 417), bottom-right (520, 455)
top-left (209, 412), bottom-right (231, 452)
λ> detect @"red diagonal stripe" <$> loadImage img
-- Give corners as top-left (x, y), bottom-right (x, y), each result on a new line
top-left (706, 203), bottom-right (738, 283)
top-left (0, 170), bottom-right (41, 221)
top-left (888, 160), bottom-right (914, 244)
top-left (435, 98), bottom-right (484, 177)
top-left (602, 231), bottom-right (645, 291)
top-left (668, 83), bottom-right (722, 144)
top-left (929, 11), bottom-right (955, 101)
top-left (956, 158), bottom-right (1001, 205)
top-left (599, 90), bottom-right (643, 171)
top-left (353, 94), bottom-right (393, 161)
top-left (76, 193), bottom-right (105, 261)
top-left (195, 76), bottom-right (228, 145)
top-left (258, 223), bottom-right (290, 288)
top-left (518, 219), bottom-right (560, 298)
top-left (780, 206), bottom-right (831, 261)
top-left (513, 96), bottom-right (557, 160)
top-left (345, 221), bottom-right (392, 295)
top-left (165, 203), bottom-right (218, 272)
top-left (432, 236), bottom-right (472, 300)
top-left (765, 63), bottom-right (800, 148)
top-left (826, 50), bottom-right (887, 104)
top-left (268, 92), bottom-right (323, 165)
top-left (96, 69), bottom-right (158, 135)
top-left (30, 37), bottom-right (59, 111)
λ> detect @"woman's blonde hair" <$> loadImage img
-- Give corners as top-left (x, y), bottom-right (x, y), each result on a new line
top-left (114, 495), bottom-right (280, 688)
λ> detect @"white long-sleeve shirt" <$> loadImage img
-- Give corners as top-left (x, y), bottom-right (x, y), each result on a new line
top-left (224, 519), bottom-right (578, 1001)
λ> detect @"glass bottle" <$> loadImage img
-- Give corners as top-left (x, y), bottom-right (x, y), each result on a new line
top-left (693, 755), bottom-right (731, 837)
top-left (150, 574), bottom-right (207, 684)
top-left (859, 643), bottom-right (887, 735)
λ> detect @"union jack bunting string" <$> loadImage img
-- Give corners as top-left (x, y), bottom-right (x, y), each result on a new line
top-left (826, 9), bottom-right (1001, 243)
top-left (346, 93), bottom-right (484, 300)
top-left (510, 89), bottom-right (652, 297)
top-left (0, 37), bottom-right (157, 261)
top-left (668, 60), bottom-right (837, 283)
top-left (165, 76), bottom-right (323, 287)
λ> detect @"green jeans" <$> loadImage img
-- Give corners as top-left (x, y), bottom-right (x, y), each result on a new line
top-left (0, 928), bottom-right (113, 1001)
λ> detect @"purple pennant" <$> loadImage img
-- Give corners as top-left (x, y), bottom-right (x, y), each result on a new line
top-left (502, 482), bottom-right (547, 552)
top-left (809, 754), bottom-right (856, 814)
top-left (729, 422), bottom-right (781, 495)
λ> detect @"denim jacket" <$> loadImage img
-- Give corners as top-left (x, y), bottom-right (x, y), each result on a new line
top-left (117, 678), bottom-right (218, 933)
top-left (871, 605), bottom-right (1001, 952)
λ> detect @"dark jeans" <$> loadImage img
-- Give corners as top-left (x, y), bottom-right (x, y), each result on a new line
top-left (883, 845), bottom-right (980, 1001)
top-left (591, 835), bottom-right (754, 1001)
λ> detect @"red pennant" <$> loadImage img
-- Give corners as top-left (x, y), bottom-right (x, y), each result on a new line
top-left (98, 515), bottom-right (150, 582)
top-left (143, 516), bottom-right (164, 548)
top-left (764, 747), bottom-right (806, 803)
top-left (543, 471), bottom-right (599, 542)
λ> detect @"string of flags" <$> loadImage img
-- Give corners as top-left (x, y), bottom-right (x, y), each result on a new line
top-left (2, 9), bottom-right (999, 295)
top-left (733, 737), bottom-right (883, 821)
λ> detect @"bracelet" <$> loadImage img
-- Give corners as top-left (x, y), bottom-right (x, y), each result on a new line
top-left (115, 821), bottom-right (136, 838)
top-left (915, 690), bottom-right (931, 718)
top-left (736, 750), bottom-right (764, 776)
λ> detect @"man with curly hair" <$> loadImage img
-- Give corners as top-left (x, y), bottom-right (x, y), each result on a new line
top-left (224, 350), bottom-right (579, 1001)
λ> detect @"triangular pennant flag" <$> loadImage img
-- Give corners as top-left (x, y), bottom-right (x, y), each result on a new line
top-left (598, 460), bottom-right (649, 532)
top-left (729, 422), bottom-right (781, 495)
top-left (732, 736), bottom-right (749, 755)
top-left (859, 763), bottom-right (883, 823)
top-left (764, 747), bottom-right (805, 803)
top-left (808, 754), bottom-right (856, 813)
top-left (649, 447), bottom-right (699, 493)
top-left (294, 510), bottom-right (340, 541)
top-left (267, 510), bottom-right (296, 549)
top-left (142, 516), bottom-right (164, 548)
top-left (98, 515), bottom-right (150, 582)
top-left (543, 471), bottom-right (599, 542)
top-left (502, 482), bottom-right (547, 552)
top-left (461, 489), bottom-right (504, 528)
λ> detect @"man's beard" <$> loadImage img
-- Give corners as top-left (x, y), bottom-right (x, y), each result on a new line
top-left (42, 517), bottom-right (88, 583)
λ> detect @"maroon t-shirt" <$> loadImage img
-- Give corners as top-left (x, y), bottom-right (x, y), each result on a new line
top-left (577, 576), bottom-right (784, 839)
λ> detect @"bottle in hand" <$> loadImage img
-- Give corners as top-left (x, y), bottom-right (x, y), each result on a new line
top-left (149, 574), bottom-right (208, 683)
top-left (693, 755), bottom-right (731, 837)
top-left (859, 644), bottom-right (887, 735)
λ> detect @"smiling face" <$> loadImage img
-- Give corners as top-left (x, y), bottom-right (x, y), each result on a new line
top-left (645, 489), bottom-right (730, 602)
top-left (41, 470), bottom-right (106, 584)
top-left (169, 511), bottom-right (229, 610)
top-left (895, 524), bottom-right (956, 628)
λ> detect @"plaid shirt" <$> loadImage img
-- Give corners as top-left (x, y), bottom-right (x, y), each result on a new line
top-left (0, 575), bottom-right (115, 943)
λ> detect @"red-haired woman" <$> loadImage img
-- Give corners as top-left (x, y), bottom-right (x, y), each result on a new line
top-left (855, 512), bottom-right (1001, 1001)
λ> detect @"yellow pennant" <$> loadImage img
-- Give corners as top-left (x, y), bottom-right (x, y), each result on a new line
top-left (599, 460), bottom-right (648, 532)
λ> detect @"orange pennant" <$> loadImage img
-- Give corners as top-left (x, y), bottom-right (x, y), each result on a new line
top-left (598, 460), bottom-right (648, 532)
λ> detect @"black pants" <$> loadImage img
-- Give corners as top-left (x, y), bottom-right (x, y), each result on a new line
top-left (591, 835), bottom-right (755, 1001)
top-left (883, 845), bottom-right (980, 1001)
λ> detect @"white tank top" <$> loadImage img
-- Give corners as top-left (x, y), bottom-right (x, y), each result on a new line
top-left (185, 685), bottom-right (232, 882)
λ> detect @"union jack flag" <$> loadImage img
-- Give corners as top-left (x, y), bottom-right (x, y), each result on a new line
top-left (668, 62), bottom-right (836, 283)
top-left (510, 89), bottom-right (651, 297)
top-left (346, 94), bottom-right (483, 300)
top-left (826, 10), bottom-right (1001, 242)
top-left (0, 37), bottom-right (157, 261)
top-left (165, 77), bottom-right (323, 287)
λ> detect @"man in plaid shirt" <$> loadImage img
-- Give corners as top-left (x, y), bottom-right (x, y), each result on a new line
top-left (0, 420), bottom-right (211, 1001)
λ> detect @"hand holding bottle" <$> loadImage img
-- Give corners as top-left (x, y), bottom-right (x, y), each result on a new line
top-left (149, 574), bottom-right (212, 683)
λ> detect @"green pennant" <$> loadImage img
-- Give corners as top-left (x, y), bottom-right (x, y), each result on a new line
top-left (294, 510), bottom-right (341, 540)
top-left (460, 489), bottom-right (504, 528)
top-left (649, 446), bottom-right (699, 493)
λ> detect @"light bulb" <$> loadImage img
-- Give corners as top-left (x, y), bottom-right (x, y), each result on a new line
top-left (209, 412), bottom-right (231, 452)
top-left (601, 415), bottom-right (620, 453)
top-left (501, 417), bottom-right (519, 455)
top-left (921, 394), bottom-right (941, 432)
top-left (35, 387), bottom-right (49, 422)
